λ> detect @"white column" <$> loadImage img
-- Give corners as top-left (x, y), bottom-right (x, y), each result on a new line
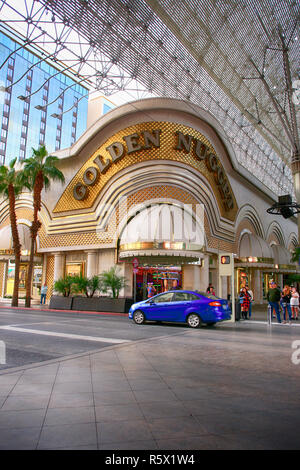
top-left (183, 265), bottom-right (201, 291)
top-left (253, 269), bottom-right (262, 303)
top-left (86, 250), bottom-right (98, 278)
top-left (199, 255), bottom-right (209, 292)
top-left (118, 262), bottom-right (133, 298)
top-left (53, 253), bottom-right (64, 282)
top-left (98, 249), bottom-right (115, 273)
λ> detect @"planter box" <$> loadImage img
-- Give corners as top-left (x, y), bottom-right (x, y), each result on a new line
top-left (72, 296), bottom-right (134, 313)
top-left (49, 295), bottom-right (73, 310)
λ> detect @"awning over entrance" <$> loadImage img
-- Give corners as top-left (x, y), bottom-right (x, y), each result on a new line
top-left (119, 250), bottom-right (202, 265)
top-left (119, 203), bottom-right (205, 264)
top-left (270, 244), bottom-right (297, 273)
top-left (236, 232), bottom-right (274, 267)
top-left (0, 223), bottom-right (31, 255)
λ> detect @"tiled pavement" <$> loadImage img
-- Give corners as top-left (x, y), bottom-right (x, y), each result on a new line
top-left (0, 323), bottom-right (300, 450)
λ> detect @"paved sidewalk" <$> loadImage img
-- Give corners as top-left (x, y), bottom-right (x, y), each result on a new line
top-left (0, 322), bottom-right (300, 450)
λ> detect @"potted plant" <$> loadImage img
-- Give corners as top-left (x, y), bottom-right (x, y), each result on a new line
top-left (99, 266), bottom-right (133, 313)
top-left (49, 275), bottom-right (74, 310)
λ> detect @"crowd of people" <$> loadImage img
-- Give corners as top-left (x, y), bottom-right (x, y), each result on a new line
top-left (266, 281), bottom-right (299, 324)
top-left (238, 281), bottom-right (299, 324)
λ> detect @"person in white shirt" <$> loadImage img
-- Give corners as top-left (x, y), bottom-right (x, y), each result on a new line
top-left (290, 286), bottom-right (299, 320)
top-left (40, 283), bottom-right (48, 305)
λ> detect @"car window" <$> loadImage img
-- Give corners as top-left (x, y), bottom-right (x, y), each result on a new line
top-left (174, 292), bottom-right (201, 301)
top-left (153, 292), bottom-right (174, 303)
top-left (190, 294), bottom-right (201, 301)
top-left (174, 292), bottom-right (191, 302)
top-left (197, 291), bottom-right (220, 300)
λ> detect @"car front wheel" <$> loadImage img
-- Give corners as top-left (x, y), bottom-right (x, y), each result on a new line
top-left (187, 313), bottom-right (201, 328)
top-left (133, 310), bottom-right (146, 325)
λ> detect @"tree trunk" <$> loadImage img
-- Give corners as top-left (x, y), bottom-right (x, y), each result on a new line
top-left (25, 236), bottom-right (35, 308)
top-left (8, 184), bottom-right (21, 308)
top-left (25, 171), bottom-right (43, 308)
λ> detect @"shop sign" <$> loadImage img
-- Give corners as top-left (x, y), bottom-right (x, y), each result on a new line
top-left (73, 129), bottom-right (234, 211)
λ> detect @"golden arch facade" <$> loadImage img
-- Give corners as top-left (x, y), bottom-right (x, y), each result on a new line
top-left (0, 98), bottom-right (297, 303)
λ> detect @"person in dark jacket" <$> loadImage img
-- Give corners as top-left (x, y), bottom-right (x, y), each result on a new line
top-left (267, 282), bottom-right (281, 323)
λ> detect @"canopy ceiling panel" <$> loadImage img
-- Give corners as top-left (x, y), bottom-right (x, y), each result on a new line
top-left (0, 0), bottom-right (299, 196)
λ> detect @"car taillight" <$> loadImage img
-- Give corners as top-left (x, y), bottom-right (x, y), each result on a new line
top-left (209, 301), bottom-right (222, 307)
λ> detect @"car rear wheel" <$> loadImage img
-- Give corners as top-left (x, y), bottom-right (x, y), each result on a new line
top-left (187, 313), bottom-right (201, 328)
top-left (133, 310), bottom-right (146, 325)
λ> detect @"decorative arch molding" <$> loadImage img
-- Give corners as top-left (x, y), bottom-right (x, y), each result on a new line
top-left (287, 233), bottom-right (298, 251)
top-left (47, 161), bottom-right (235, 244)
top-left (0, 195), bottom-right (51, 252)
top-left (266, 221), bottom-right (286, 247)
top-left (53, 120), bottom-right (238, 221)
top-left (235, 204), bottom-right (265, 240)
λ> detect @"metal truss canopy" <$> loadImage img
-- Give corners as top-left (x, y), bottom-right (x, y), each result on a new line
top-left (0, 0), bottom-right (299, 197)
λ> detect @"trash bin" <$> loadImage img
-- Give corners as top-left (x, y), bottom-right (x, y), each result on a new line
top-left (235, 299), bottom-right (241, 321)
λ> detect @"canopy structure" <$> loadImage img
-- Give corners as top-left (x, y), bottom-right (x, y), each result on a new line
top-left (0, 223), bottom-right (31, 252)
top-left (0, 0), bottom-right (299, 196)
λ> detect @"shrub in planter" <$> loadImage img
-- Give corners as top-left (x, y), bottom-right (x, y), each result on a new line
top-left (100, 266), bottom-right (127, 299)
top-left (72, 274), bottom-right (103, 297)
top-left (53, 276), bottom-right (73, 297)
top-left (50, 275), bottom-right (74, 310)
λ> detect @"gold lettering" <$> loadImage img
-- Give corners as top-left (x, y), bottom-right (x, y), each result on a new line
top-left (106, 142), bottom-right (125, 162)
top-left (123, 133), bottom-right (142, 154)
top-left (142, 129), bottom-right (161, 149)
top-left (93, 154), bottom-right (111, 174)
top-left (175, 131), bottom-right (193, 153)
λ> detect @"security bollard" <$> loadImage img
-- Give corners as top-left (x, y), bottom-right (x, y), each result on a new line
top-left (267, 304), bottom-right (272, 326)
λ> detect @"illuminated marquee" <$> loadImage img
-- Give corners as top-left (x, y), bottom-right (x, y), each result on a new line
top-left (73, 129), bottom-right (234, 210)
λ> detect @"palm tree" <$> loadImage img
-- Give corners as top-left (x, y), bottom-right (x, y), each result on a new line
top-left (0, 159), bottom-right (29, 307)
top-left (23, 146), bottom-right (65, 307)
top-left (291, 246), bottom-right (300, 264)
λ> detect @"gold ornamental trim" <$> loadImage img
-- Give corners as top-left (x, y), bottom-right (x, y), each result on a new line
top-left (54, 121), bottom-right (237, 221)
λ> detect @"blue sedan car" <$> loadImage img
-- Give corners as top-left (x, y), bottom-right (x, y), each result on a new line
top-left (129, 290), bottom-right (231, 327)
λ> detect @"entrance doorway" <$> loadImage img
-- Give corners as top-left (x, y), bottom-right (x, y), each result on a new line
top-left (134, 266), bottom-right (182, 301)
top-left (6, 261), bottom-right (42, 299)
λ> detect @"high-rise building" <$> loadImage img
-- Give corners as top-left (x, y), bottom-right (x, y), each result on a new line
top-left (0, 28), bottom-right (89, 165)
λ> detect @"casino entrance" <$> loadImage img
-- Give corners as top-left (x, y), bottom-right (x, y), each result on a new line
top-left (134, 265), bottom-right (182, 301)
top-left (118, 202), bottom-right (208, 297)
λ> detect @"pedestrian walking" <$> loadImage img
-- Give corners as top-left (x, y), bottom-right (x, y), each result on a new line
top-left (147, 282), bottom-right (156, 298)
top-left (267, 281), bottom-right (281, 323)
top-left (40, 283), bottom-right (48, 305)
top-left (246, 286), bottom-right (253, 318)
top-left (208, 286), bottom-right (216, 296)
top-left (281, 285), bottom-right (292, 324)
top-left (239, 287), bottom-right (250, 319)
top-left (290, 286), bottom-right (299, 320)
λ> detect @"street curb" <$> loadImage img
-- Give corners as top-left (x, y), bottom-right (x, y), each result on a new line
top-left (0, 304), bottom-right (127, 317)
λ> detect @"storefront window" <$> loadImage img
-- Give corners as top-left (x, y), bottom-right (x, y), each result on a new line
top-left (65, 263), bottom-right (84, 277)
top-left (134, 266), bottom-right (182, 301)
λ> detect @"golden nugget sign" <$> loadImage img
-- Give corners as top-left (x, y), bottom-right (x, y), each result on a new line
top-left (73, 129), bottom-right (234, 210)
